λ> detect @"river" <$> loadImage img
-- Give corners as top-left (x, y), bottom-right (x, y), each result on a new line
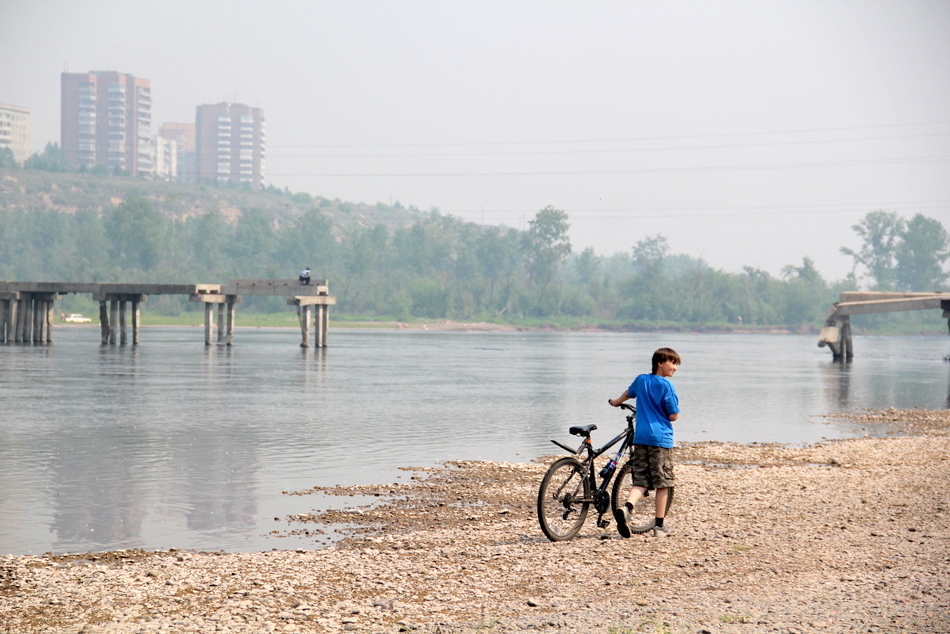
top-left (1, 327), bottom-right (947, 555)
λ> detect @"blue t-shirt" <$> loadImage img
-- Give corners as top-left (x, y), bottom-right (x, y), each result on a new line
top-left (628, 373), bottom-right (679, 448)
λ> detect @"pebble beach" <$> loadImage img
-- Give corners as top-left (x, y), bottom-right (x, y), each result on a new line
top-left (2, 408), bottom-right (948, 633)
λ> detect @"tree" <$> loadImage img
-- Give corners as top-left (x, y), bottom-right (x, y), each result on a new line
top-left (0, 147), bottom-right (18, 168)
top-left (103, 197), bottom-right (166, 272)
top-left (23, 142), bottom-right (68, 172)
top-left (895, 214), bottom-right (949, 291)
top-left (840, 210), bottom-right (904, 290)
top-left (522, 206), bottom-right (571, 289)
top-left (781, 256), bottom-right (825, 286)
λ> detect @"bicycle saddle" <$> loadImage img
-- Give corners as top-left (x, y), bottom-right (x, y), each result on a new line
top-left (569, 424), bottom-right (597, 437)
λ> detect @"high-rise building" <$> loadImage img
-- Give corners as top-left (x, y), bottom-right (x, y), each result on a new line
top-left (61, 71), bottom-right (153, 176)
top-left (0, 102), bottom-right (32, 164)
top-left (159, 122), bottom-right (196, 182)
top-left (195, 102), bottom-right (265, 190)
top-left (154, 135), bottom-right (178, 181)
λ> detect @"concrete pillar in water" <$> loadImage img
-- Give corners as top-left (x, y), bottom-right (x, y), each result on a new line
top-left (0, 298), bottom-right (7, 343)
top-left (119, 300), bottom-right (128, 345)
top-left (217, 303), bottom-right (225, 345)
top-left (45, 300), bottom-right (54, 343)
top-left (204, 303), bottom-right (214, 346)
top-left (99, 301), bottom-right (110, 345)
top-left (19, 297), bottom-right (33, 343)
top-left (225, 299), bottom-right (235, 346)
top-left (132, 299), bottom-right (141, 345)
top-left (315, 304), bottom-right (328, 348)
top-left (109, 300), bottom-right (118, 344)
top-left (299, 305), bottom-right (311, 348)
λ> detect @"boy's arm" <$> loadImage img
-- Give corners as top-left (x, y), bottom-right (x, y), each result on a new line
top-left (608, 390), bottom-right (630, 407)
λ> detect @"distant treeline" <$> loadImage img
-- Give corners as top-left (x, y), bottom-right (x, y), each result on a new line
top-left (1, 189), bottom-right (947, 330)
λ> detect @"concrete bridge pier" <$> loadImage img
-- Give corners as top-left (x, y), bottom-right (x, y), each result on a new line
top-left (818, 314), bottom-right (853, 362)
top-left (0, 292), bottom-right (19, 343)
top-left (95, 293), bottom-right (147, 345)
top-left (0, 292), bottom-right (58, 344)
top-left (288, 295), bottom-right (335, 348)
top-left (191, 293), bottom-right (240, 346)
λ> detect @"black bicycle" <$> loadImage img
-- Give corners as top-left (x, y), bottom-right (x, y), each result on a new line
top-left (537, 404), bottom-right (671, 541)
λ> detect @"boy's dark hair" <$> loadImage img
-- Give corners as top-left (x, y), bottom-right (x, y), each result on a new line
top-left (651, 347), bottom-right (681, 374)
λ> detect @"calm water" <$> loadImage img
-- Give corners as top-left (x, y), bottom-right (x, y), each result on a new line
top-left (1, 327), bottom-right (948, 555)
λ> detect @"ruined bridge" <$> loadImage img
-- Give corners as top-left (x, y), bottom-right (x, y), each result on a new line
top-left (818, 291), bottom-right (950, 360)
top-left (0, 279), bottom-right (336, 348)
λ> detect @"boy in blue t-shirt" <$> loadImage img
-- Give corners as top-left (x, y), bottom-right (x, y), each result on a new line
top-left (608, 347), bottom-right (681, 538)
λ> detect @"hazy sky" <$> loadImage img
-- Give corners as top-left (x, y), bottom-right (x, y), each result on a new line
top-left (2, 0), bottom-right (949, 281)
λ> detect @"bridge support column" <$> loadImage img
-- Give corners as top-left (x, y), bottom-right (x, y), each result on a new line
top-left (217, 303), bottom-right (226, 345)
top-left (99, 301), bottom-right (110, 345)
top-left (119, 300), bottom-right (128, 345)
top-left (132, 298), bottom-right (141, 345)
top-left (0, 294), bottom-right (19, 343)
top-left (204, 303), bottom-right (215, 346)
top-left (298, 305), bottom-right (311, 348)
top-left (288, 294), bottom-right (335, 348)
top-left (225, 299), bottom-right (235, 345)
top-left (18, 297), bottom-right (32, 343)
top-left (315, 304), bottom-right (328, 348)
top-left (819, 315), bottom-right (853, 362)
top-left (192, 293), bottom-right (240, 346)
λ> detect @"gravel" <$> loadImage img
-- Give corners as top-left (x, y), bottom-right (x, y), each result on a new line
top-left (1, 407), bottom-right (947, 633)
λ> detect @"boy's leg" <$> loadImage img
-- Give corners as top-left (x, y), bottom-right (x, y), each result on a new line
top-left (654, 487), bottom-right (669, 519)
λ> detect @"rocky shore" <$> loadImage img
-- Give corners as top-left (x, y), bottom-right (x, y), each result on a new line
top-left (2, 408), bottom-right (948, 633)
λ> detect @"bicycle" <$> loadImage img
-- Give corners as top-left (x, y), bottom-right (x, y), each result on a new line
top-left (536, 403), bottom-right (672, 541)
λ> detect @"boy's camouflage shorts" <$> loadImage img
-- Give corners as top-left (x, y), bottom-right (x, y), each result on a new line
top-left (629, 445), bottom-right (675, 490)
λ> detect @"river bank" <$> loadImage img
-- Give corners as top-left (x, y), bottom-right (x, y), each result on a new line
top-left (2, 408), bottom-right (948, 633)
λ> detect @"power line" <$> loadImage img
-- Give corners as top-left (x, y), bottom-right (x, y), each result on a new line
top-left (267, 131), bottom-right (950, 159)
top-left (267, 119), bottom-right (950, 150)
top-left (266, 153), bottom-right (950, 178)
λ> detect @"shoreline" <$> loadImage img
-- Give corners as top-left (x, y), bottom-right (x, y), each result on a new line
top-left (53, 319), bottom-right (950, 336)
top-left (1, 408), bottom-right (948, 633)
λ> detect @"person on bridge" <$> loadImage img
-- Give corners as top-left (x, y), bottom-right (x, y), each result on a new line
top-left (608, 347), bottom-right (681, 538)
top-left (299, 268), bottom-right (311, 285)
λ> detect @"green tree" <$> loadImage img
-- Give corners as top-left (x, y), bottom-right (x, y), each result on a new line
top-left (23, 142), bottom-right (68, 172)
top-left (0, 147), bottom-right (18, 168)
top-left (276, 207), bottom-right (336, 276)
top-left (840, 210), bottom-right (904, 290)
top-left (522, 206), bottom-right (571, 314)
top-left (103, 198), bottom-right (166, 272)
top-left (895, 214), bottom-right (949, 291)
top-left (226, 208), bottom-right (275, 275)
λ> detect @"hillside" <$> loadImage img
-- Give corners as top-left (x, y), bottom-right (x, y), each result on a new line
top-left (0, 167), bottom-right (425, 233)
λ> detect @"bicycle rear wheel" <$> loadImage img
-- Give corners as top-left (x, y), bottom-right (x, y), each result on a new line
top-left (611, 460), bottom-right (674, 533)
top-left (537, 457), bottom-right (590, 541)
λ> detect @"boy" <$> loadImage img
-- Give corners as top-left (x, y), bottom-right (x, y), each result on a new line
top-left (608, 347), bottom-right (681, 538)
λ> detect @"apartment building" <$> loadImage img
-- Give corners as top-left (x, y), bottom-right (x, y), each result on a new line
top-left (195, 102), bottom-right (265, 189)
top-left (0, 102), bottom-right (32, 164)
top-left (159, 122), bottom-right (196, 182)
top-left (61, 71), bottom-right (153, 176)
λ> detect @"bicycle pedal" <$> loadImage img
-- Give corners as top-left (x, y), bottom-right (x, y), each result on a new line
top-left (596, 519), bottom-right (611, 529)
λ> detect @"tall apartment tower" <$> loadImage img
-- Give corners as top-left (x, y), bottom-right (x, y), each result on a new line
top-left (195, 102), bottom-right (265, 189)
top-left (159, 122), bottom-right (196, 182)
top-left (0, 103), bottom-right (32, 164)
top-left (61, 71), bottom-right (153, 176)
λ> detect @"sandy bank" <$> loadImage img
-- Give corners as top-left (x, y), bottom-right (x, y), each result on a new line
top-left (1, 408), bottom-right (948, 633)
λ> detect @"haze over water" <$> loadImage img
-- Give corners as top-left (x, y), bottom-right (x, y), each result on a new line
top-left (1, 327), bottom-right (948, 555)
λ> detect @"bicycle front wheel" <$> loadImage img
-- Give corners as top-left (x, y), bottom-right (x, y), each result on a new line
top-left (537, 457), bottom-right (590, 541)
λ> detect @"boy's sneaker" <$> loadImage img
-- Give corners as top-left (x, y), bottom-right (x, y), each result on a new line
top-left (613, 506), bottom-right (631, 538)
top-left (630, 518), bottom-right (655, 534)
top-left (652, 524), bottom-right (672, 538)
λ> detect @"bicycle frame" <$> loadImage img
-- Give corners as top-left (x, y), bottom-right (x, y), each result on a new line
top-left (549, 405), bottom-right (636, 527)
